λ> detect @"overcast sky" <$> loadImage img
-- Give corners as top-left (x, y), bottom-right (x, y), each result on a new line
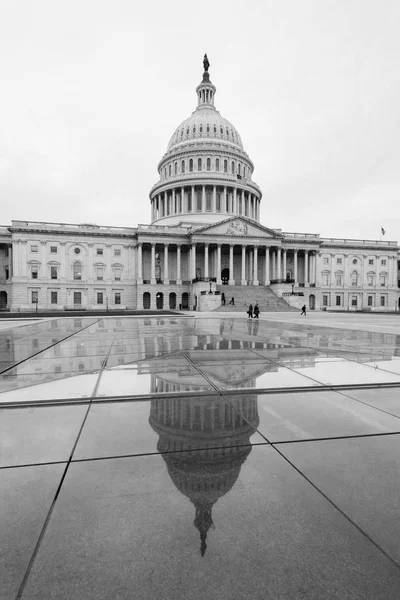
top-left (1, 0), bottom-right (399, 240)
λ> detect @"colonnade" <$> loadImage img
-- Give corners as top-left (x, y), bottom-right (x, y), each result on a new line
top-left (150, 185), bottom-right (260, 222)
top-left (137, 241), bottom-right (319, 286)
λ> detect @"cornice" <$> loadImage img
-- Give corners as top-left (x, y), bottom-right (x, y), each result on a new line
top-left (9, 228), bottom-right (137, 240)
top-left (321, 241), bottom-right (399, 252)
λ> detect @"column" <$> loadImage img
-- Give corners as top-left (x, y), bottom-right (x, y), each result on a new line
top-left (304, 250), bottom-right (309, 285)
top-left (137, 243), bottom-right (143, 281)
top-left (181, 187), bottom-right (185, 213)
top-left (202, 185), bottom-right (206, 212)
top-left (172, 189), bottom-right (176, 214)
top-left (176, 245), bottom-right (181, 284)
top-left (241, 245), bottom-right (246, 284)
top-left (294, 250), bottom-right (298, 285)
top-left (204, 244), bottom-right (209, 278)
top-left (233, 188), bottom-right (237, 214)
top-left (253, 246), bottom-right (258, 285)
top-left (213, 186), bottom-right (217, 212)
top-left (265, 247), bottom-right (270, 284)
top-left (40, 241), bottom-right (46, 279)
top-left (11, 241), bottom-right (19, 278)
top-left (283, 249), bottom-right (287, 281)
top-left (164, 244), bottom-right (169, 283)
top-left (229, 245), bottom-right (234, 285)
top-left (151, 243), bottom-right (156, 284)
top-left (272, 250), bottom-right (276, 280)
top-left (217, 244), bottom-right (222, 284)
top-left (277, 248), bottom-right (282, 280)
top-left (191, 243), bottom-right (196, 280)
top-left (314, 251), bottom-right (320, 287)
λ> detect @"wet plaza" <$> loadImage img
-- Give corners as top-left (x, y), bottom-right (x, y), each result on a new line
top-left (1, 313), bottom-right (400, 599)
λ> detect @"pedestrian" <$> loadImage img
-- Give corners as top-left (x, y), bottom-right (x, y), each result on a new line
top-left (247, 303), bottom-right (253, 318)
top-left (221, 292), bottom-right (226, 306)
top-left (300, 304), bottom-right (307, 316)
top-left (253, 303), bottom-right (260, 319)
top-left (229, 297), bottom-right (235, 305)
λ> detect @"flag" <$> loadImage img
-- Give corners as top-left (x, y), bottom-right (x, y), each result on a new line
top-left (381, 227), bottom-right (386, 236)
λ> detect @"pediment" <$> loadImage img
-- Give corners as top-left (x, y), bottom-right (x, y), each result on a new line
top-left (193, 217), bottom-right (282, 239)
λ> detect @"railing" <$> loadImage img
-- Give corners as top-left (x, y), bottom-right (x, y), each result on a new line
top-left (191, 277), bottom-right (217, 283)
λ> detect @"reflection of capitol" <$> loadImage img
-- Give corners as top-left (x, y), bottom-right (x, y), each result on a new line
top-left (149, 394), bottom-right (259, 555)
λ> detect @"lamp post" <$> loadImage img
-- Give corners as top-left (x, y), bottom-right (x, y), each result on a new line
top-left (208, 282), bottom-right (213, 294)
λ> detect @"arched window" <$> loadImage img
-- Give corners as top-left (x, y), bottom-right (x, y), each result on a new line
top-left (207, 158), bottom-right (211, 171)
top-left (216, 158), bottom-right (220, 171)
top-left (200, 125), bottom-right (203, 134)
top-left (239, 196), bottom-right (242, 214)
top-left (198, 158), bottom-right (202, 171)
top-left (237, 163), bottom-right (241, 175)
top-left (193, 125), bottom-right (196, 134)
top-left (243, 166), bottom-right (246, 178)
top-left (351, 271), bottom-right (359, 286)
top-left (213, 125), bottom-right (217, 134)
top-left (206, 124), bottom-right (210, 134)
top-left (143, 292), bottom-right (150, 309)
top-left (216, 191), bottom-right (221, 211)
top-left (181, 160), bottom-right (185, 173)
top-left (73, 262), bottom-right (82, 281)
top-left (174, 162), bottom-right (177, 175)
top-left (224, 160), bottom-right (227, 173)
top-left (231, 161), bottom-right (235, 174)
top-left (164, 168), bottom-right (166, 179)
top-left (169, 164), bottom-right (172, 176)
top-left (189, 159), bottom-right (193, 172)
top-left (187, 191), bottom-right (192, 212)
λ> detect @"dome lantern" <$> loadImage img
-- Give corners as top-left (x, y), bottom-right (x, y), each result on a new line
top-left (196, 54), bottom-right (216, 109)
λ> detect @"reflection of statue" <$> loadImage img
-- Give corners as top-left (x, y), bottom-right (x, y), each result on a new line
top-left (203, 53), bottom-right (210, 72)
top-left (149, 395), bottom-right (259, 555)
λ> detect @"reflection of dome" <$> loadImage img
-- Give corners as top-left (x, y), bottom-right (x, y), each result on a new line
top-left (149, 394), bottom-right (259, 555)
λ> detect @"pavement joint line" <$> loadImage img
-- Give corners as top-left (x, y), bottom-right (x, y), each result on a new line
top-left (334, 388), bottom-right (400, 422)
top-left (2, 381), bottom-right (400, 410)
top-left (269, 442), bottom-right (400, 572)
top-left (0, 460), bottom-right (67, 470)
top-left (271, 430), bottom-right (400, 445)
top-left (0, 318), bottom-right (101, 376)
top-left (14, 328), bottom-right (119, 599)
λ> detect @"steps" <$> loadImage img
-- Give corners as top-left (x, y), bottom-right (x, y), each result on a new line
top-left (214, 285), bottom-right (297, 313)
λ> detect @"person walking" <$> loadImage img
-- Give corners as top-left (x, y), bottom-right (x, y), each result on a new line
top-left (247, 303), bottom-right (253, 318)
top-left (300, 304), bottom-right (307, 316)
top-left (221, 292), bottom-right (226, 306)
top-left (229, 297), bottom-right (235, 305)
top-left (253, 303), bottom-right (260, 319)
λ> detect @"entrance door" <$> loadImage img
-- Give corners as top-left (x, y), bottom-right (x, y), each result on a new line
top-left (73, 292), bottom-right (82, 307)
top-left (221, 268), bottom-right (229, 284)
top-left (0, 291), bottom-right (7, 310)
top-left (309, 294), bottom-right (315, 310)
top-left (143, 292), bottom-right (151, 309)
top-left (156, 292), bottom-right (164, 309)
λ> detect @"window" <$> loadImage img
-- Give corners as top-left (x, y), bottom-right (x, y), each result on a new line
top-left (207, 158), bottom-right (211, 171)
top-left (224, 160), bottom-right (227, 173)
top-left (380, 295), bottom-right (386, 307)
top-left (351, 296), bottom-right (357, 306)
top-left (96, 267), bottom-right (104, 281)
top-left (216, 158), bottom-right (220, 171)
top-left (189, 159), bottom-right (193, 172)
top-left (50, 266), bottom-right (57, 279)
top-left (206, 190), bottom-right (212, 211)
top-left (51, 291), bottom-right (58, 304)
top-left (31, 291), bottom-right (38, 304)
top-left (74, 247), bottom-right (80, 254)
top-left (96, 248), bottom-right (103, 255)
top-left (231, 161), bottom-right (235, 174)
top-left (187, 192), bottom-right (192, 212)
top-left (239, 197), bottom-right (242, 214)
top-left (50, 246), bottom-right (57, 254)
top-left (322, 272), bottom-right (329, 286)
top-left (351, 271), bottom-right (359, 286)
top-left (198, 158), bottom-right (202, 171)
top-left (196, 189), bottom-right (202, 211)
top-left (380, 274), bottom-right (387, 286)
top-left (73, 292), bottom-right (82, 305)
top-left (335, 273), bottom-right (342, 286)
top-left (31, 245), bottom-right (38, 253)
top-left (367, 274), bottom-right (374, 286)
top-left (368, 259), bottom-right (374, 265)
top-left (216, 192), bottom-right (221, 212)
top-left (169, 164), bottom-right (172, 176)
top-left (73, 262), bottom-right (82, 280)
top-left (31, 265), bottom-right (38, 279)
top-left (323, 257), bottom-right (329, 265)
top-left (114, 268), bottom-right (122, 281)
top-left (97, 292), bottom-right (104, 304)
top-left (54, 366), bottom-right (62, 373)
top-left (114, 249), bottom-right (121, 256)
top-left (336, 258), bottom-right (342, 264)
top-left (368, 296), bottom-right (373, 306)
top-left (381, 259), bottom-right (387, 266)
top-left (322, 295), bottom-right (328, 307)
top-left (174, 162), bottom-right (177, 175)
top-left (115, 292), bottom-right (121, 305)
top-left (181, 160), bottom-right (185, 173)
top-left (336, 295), bottom-right (341, 306)
top-left (352, 258), bottom-right (358, 265)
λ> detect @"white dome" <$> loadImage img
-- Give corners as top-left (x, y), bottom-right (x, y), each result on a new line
top-left (167, 108), bottom-right (243, 151)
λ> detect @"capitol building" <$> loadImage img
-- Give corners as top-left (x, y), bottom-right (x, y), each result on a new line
top-left (0, 57), bottom-right (399, 313)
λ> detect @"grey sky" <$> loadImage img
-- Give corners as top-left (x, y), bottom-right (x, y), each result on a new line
top-left (1, 0), bottom-right (399, 240)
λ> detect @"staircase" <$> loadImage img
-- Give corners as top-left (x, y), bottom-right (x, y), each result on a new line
top-left (214, 285), bottom-right (297, 313)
